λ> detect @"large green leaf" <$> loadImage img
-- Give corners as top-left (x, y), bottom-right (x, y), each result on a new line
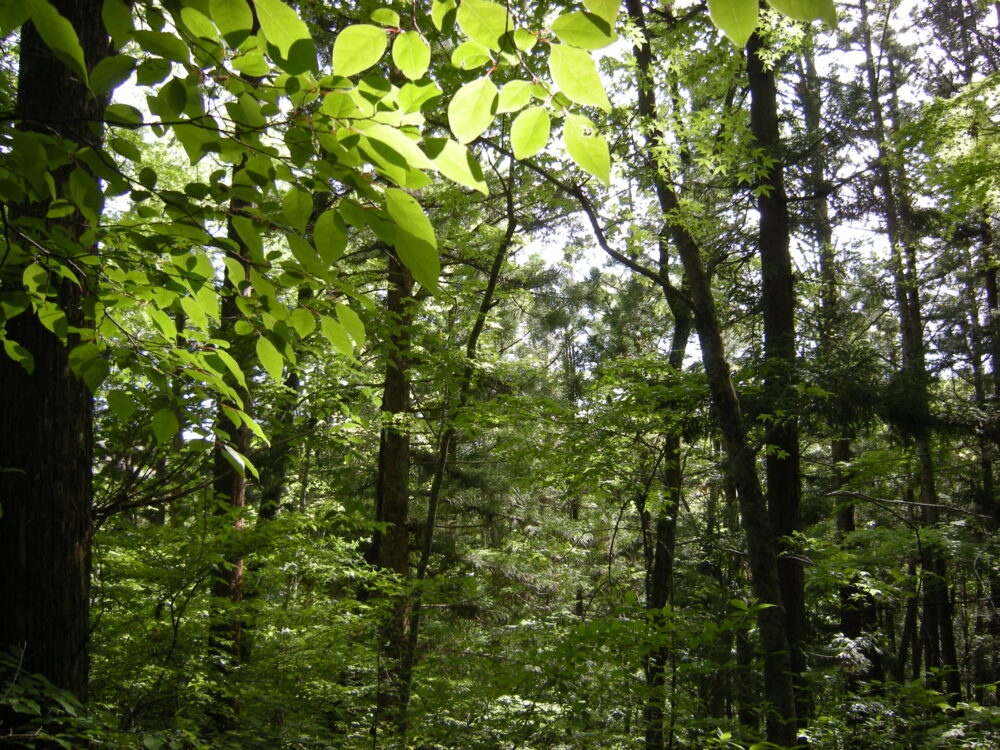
top-left (766, 0), bottom-right (837, 26)
top-left (392, 31), bottom-right (430, 80)
top-left (457, 0), bottom-right (512, 51)
top-left (320, 315), bottom-right (353, 357)
top-left (255, 0), bottom-right (317, 73)
top-left (151, 408), bottom-right (179, 444)
top-left (282, 185), bottom-right (312, 232)
top-left (208, 0), bottom-right (253, 46)
top-left (132, 30), bottom-right (190, 63)
top-left (550, 12), bottom-right (616, 50)
top-left (564, 113), bottom-right (610, 185)
top-left (708, 0), bottom-right (758, 47)
top-left (548, 44), bottom-right (610, 112)
top-left (448, 76), bottom-right (498, 144)
top-left (333, 24), bottom-right (387, 77)
top-left (256, 334), bottom-right (284, 382)
top-left (361, 122), bottom-right (435, 171)
top-left (26, 0), bottom-right (88, 85)
top-left (101, 0), bottom-right (133, 48)
top-left (314, 208), bottom-right (348, 265)
top-left (337, 303), bottom-right (366, 350)
top-left (511, 106), bottom-right (550, 160)
top-left (582, 0), bottom-right (621, 23)
top-left (89, 54), bottom-right (135, 96)
top-left (386, 188), bottom-right (439, 291)
top-left (426, 138), bottom-right (488, 194)
top-left (385, 188), bottom-right (436, 248)
top-left (497, 80), bottom-right (532, 113)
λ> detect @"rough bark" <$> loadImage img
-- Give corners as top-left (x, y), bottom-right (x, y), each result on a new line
top-left (0, 0), bottom-right (110, 711)
top-left (372, 250), bottom-right (413, 740)
top-left (747, 29), bottom-right (809, 727)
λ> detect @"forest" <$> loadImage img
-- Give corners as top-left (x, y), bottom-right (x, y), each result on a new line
top-left (0, 0), bottom-right (998, 747)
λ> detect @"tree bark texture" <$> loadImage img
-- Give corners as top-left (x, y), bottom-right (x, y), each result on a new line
top-left (747, 30), bottom-right (809, 727)
top-left (0, 0), bottom-right (110, 708)
top-left (373, 250), bottom-right (413, 740)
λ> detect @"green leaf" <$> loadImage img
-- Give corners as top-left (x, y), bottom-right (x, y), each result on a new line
top-left (393, 31), bottom-right (430, 80)
top-left (282, 185), bottom-right (313, 233)
top-left (152, 408), bottom-right (179, 444)
top-left (385, 187), bottom-right (436, 248)
top-left (208, 0), bottom-right (253, 46)
top-left (386, 188), bottom-right (439, 291)
top-left (287, 234), bottom-right (325, 277)
top-left (290, 307), bottom-right (315, 338)
top-left (256, 334), bottom-right (284, 382)
top-left (180, 6), bottom-right (219, 42)
top-left (432, 0), bottom-right (456, 31)
top-left (255, 0), bottom-right (317, 73)
top-left (23, 263), bottom-right (49, 295)
top-left (514, 28), bottom-right (537, 50)
top-left (766, 0), bottom-right (837, 26)
top-left (101, 0), bottom-right (133, 48)
top-left (548, 44), bottom-right (610, 112)
top-left (497, 80), bottom-right (532, 113)
top-left (337, 303), bottom-right (365, 350)
top-left (451, 40), bottom-right (491, 70)
top-left (26, 0), bottom-right (88, 85)
top-left (105, 102), bottom-right (143, 126)
top-left (106, 390), bottom-right (137, 421)
top-left (370, 7), bottom-right (400, 26)
top-left (3, 339), bottom-right (34, 375)
top-left (426, 138), bottom-right (488, 194)
top-left (361, 122), bottom-right (435, 171)
top-left (320, 315), bottom-right (353, 357)
top-left (564, 113), bottom-right (610, 185)
top-left (457, 0), bottom-right (512, 51)
top-left (333, 24), bottom-right (387, 78)
top-left (132, 30), bottom-right (190, 63)
top-left (89, 54), bottom-right (135, 96)
top-left (394, 231), bottom-right (440, 292)
top-left (582, 0), bottom-right (621, 23)
top-left (708, 0), bottom-right (759, 47)
top-left (314, 208), bottom-right (348, 266)
top-left (110, 136), bottom-right (141, 161)
top-left (550, 12), bottom-right (615, 50)
top-left (511, 106), bottom-right (550, 160)
top-left (448, 76), bottom-right (498, 144)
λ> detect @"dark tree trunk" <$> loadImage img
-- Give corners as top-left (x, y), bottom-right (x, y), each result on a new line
top-left (747, 29), bottom-right (809, 728)
top-left (207, 189), bottom-right (253, 728)
top-left (0, 0), bottom-right (110, 712)
top-left (621, 2), bottom-right (796, 744)
top-left (373, 250), bottom-right (413, 740)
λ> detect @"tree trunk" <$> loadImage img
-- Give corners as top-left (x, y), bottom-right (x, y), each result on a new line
top-left (747, 29), bottom-right (809, 728)
top-left (859, 0), bottom-right (961, 700)
top-left (373, 250), bottom-right (413, 741)
top-left (0, 0), bottom-right (110, 711)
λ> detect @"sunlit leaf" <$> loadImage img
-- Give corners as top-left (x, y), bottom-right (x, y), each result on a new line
top-left (708, 0), bottom-right (758, 47)
top-left (511, 106), bottom-right (550, 160)
top-left (448, 76), bottom-right (498, 144)
top-left (333, 24), bottom-right (387, 78)
top-left (548, 44), bottom-right (610, 112)
top-left (565, 113), bottom-right (610, 185)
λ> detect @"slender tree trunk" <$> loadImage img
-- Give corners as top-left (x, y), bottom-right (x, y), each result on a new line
top-left (747, 29), bottom-right (809, 728)
top-left (622, 2), bottom-right (796, 744)
top-left (0, 0), bottom-right (110, 713)
top-left (372, 250), bottom-right (413, 741)
top-left (207, 186), bottom-right (253, 728)
top-left (401, 183), bottom-right (517, 718)
top-left (859, 0), bottom-right (961, 700)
